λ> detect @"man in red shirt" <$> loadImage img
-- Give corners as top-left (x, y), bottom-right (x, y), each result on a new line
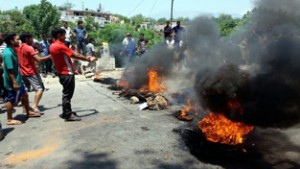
top-left (50, 28), bottom-right (96, 121)
top-left (18, 33), bottom-right (51, 114)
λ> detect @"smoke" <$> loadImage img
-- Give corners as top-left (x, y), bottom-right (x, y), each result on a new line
top-left (195, 0), bottom-right (300, 128)
top-left (121, 0), bottom-right (300, 128)
top-left (121, 43), bottom-right (177, 89)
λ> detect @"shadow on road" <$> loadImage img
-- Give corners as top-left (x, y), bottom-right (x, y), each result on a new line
top-left (13, 114), bottom-right (29, 123)
top-left (2, 127), bottom-right (14, 137)
top-left (65, 151), bottom-right (118, 169)
top-left (38, 104), bottom-right (62, 112)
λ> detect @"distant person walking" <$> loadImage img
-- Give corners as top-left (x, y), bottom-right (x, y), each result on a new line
top-left (18, 32), bottom-right (51, 114)
top-left (72, 20), bottom-right (88, 54)
top-left (136, 33), bottom-right (148, 57)
top-left (121, 33), bottom-right (135, 65)
top-left (164, 21), bottom-right (173, 40)
top-left (50, 28), bottom-right (96, 122)
top-left (172, 21), bottom-right (185, 48)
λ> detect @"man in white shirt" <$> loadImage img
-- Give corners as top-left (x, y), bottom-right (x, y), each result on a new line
top-left (61, 21), bottom-right (72, 47)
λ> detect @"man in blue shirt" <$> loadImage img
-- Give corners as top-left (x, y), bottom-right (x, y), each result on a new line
top-left (172, 21), bottom-right (185, 48)
top-left (72, 20), bottom-right (88, 54)
top-left (121, 33), bottom-right (135, 65)
top-left (39, 34), bottom-right (52, 77)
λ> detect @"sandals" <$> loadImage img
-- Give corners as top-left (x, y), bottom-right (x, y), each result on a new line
top-left (7, 119), bottom-right (23, 125)
top-left (30, 107), bottom-right (44, 115)
top-left (33, 108), bottom-right (44, 115)
top-left (27, 111), bottom-right (42, 118)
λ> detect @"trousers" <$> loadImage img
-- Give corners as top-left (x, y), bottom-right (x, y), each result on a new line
top-left (58, 74), bottom-right (75, 117)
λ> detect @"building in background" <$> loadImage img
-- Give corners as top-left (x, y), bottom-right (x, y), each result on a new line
top-left (60, 10), bottom-right (119, 28)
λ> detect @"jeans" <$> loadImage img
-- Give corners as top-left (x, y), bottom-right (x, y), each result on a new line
top-left (40, 60), bottom-right (53, 74)
top-left (77, 41), bottom-right (85, 54)
top-left (58, 74), bottom-right (75, 118)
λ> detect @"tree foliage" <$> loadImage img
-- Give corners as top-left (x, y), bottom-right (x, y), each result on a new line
top-left (215, 14), bottom-right (240, 36)
top-left (27, 0), bottom-right (61, 38)
top-left (157, 17), bottom-right (168, 24)
top-left (85, 15), bottom-right (99, 32)
top-left (0, 10), bottom-right (34, 34)
top-left (58, 2), bottom-right (75, 10)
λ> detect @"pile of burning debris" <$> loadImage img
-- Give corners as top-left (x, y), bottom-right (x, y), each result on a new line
top-left (100, 65), bottom-right (254, 146)
top-left (108, 67), bottom-right (169, 111)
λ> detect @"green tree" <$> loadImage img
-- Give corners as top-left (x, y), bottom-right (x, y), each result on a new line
top-left (98, 23), bottom-right (134, 44)
top-left (58, 1), bottom-right (75, 10)
top-left (85, 14), bottom-right (99, 32)
top-left (215, 14), bottom-right (239, 36)
top-left (157, 17), bottom-right (168, 24)
top-left (0, 10), bottom-right (34, 34)
top-left (130, 14), bottom-right (145, 26)
top-left (23, 5), bottom-right (39, 20)
top-left (238, 11), bottom-right (253, 26)
top-left (28, 0), bottom-right (60, 38)
top-left (112, 14), bottom-right (130, 23)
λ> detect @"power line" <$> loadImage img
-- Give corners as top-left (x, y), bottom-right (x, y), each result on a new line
top-left (127, 0), bottom-right (145, 17)
top-left (148, 0), bottom-right (159, 18)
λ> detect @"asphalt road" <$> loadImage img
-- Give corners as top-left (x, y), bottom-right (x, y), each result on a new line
top-left (0, 74), bottom-right (299, 169)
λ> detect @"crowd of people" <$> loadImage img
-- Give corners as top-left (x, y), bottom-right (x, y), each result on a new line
top-left (0, 19), bottom-right (185, 141)
top-left (0, 20), bottom-right (98, 141)
top-left (119, 20), bottom-right (185, 66)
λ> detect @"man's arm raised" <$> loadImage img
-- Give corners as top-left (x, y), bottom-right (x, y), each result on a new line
top-left (33, 54), bottom-right (51, 62)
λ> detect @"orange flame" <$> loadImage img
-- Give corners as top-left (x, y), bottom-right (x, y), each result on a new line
top-left (198, 113), bottom-right (253, 145)
top-left (118, 78), bottom-right (129, 89)
top-left (142, 68), bottom-right (165, 92)
top-left (179, 98), bottom-right (193, 121)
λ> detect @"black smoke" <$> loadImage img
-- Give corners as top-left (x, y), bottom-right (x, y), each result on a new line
top-left (195, 0), bottom-right (300, 128)
top-left (120, 0), bottom-right (300, 128)
top-left (121, 43), bottom-right (178, 89)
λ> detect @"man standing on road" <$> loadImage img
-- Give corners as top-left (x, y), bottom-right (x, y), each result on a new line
top-left (61, 20), bottom-right (72, 47)
top-left (86, 38), bottom-right (97, 72)
top-left (172, 21), bottom-right (185, 48)
top-left (72, 20), bottom-right (88, 54)
top-left (85, 38), bottom-right (96, 57)
top-left (3, 33), bottom-right (41, 125)
top-left (136, 33), bottom-right (148, 57)
top-left (50, 28), bottom-right (96, 122)
top-left (40, 34), bottom-right (52, 77)
top-left (164, 21), bottom-right (173, 40)
top-left (121, 33), bottom-right (135, 65)
top-left (18, 32), bottom-right (51, 113)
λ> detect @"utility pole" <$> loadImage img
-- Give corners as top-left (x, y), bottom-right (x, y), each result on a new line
top-left (82, 1), bottom-right (84, 10)
top-left (170, 0), bottom-right (174, 24)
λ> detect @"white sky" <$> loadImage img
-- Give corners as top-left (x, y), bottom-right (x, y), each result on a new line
top-left (0, 0), bottom-right (255, 19)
